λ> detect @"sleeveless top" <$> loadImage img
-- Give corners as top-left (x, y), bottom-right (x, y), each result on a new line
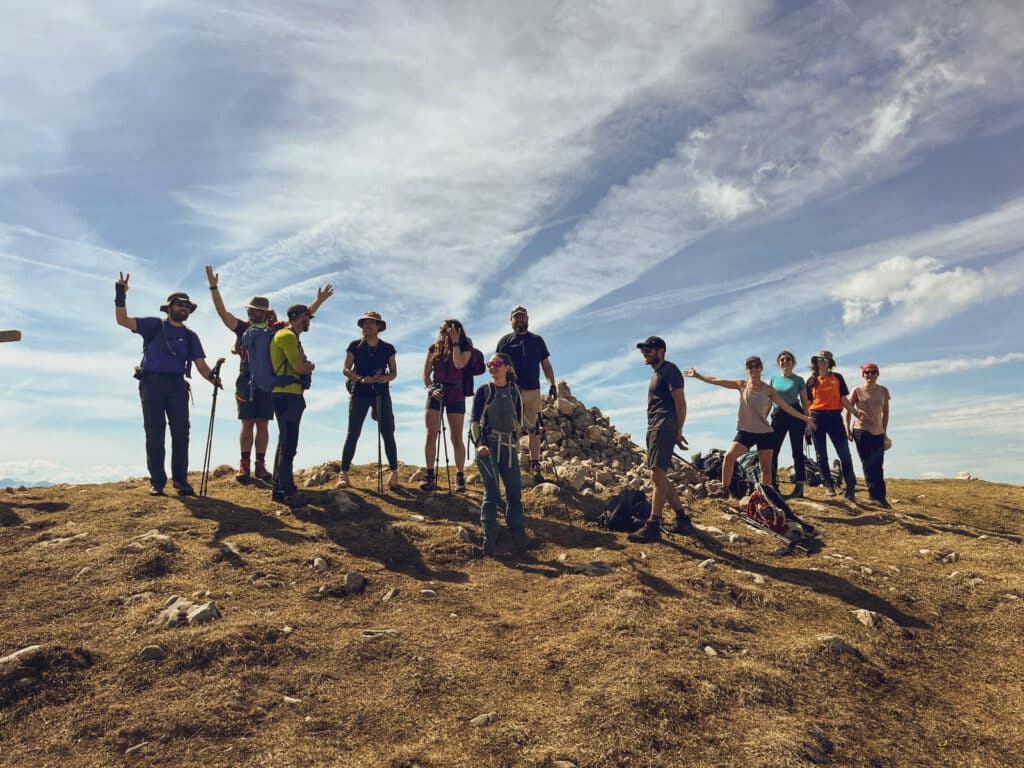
top-left (736, 381), bottom-right (772, 433)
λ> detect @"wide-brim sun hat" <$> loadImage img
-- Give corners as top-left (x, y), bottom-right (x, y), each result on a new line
top-left (357, 311), bottom-right (387, 332)
top-left (246, 296), bottom-right (272, 312)
top-left (812, 349), bottom-right (835, 364)
top-left (160, 292), bottom-right (197, 313)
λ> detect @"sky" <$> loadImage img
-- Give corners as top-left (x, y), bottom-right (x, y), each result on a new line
top-left (1, 0), bottom-right (1022, 485)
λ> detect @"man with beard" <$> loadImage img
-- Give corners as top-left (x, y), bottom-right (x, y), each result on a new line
top-left (114, 273), bottom-right (222, 497)
top-left (204, 265), bottom-right (333, 483)
top-left (495, 306), bottom-right (556, 484)
top-left (628, 336), bottom-right (693, 543)
top-left (269, 304), bottom-right (317, 507)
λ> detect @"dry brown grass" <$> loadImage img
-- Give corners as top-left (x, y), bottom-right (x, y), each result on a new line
top-left (1, 470), bottom-right (1022, 768)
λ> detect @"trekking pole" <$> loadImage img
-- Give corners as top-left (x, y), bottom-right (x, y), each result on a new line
top-left (439, 397), bottom-right (452, 494)
top-left (200, 358), bottom-right (225, 497)
top-left (376, 389), bottom-right (383, 494)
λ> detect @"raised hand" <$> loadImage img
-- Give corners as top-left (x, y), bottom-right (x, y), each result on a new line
top-left (683, 367), bottom-right (697, 377)
top-left (117, 272), bottom-right (130, 291)
top-left (317, 283), bottom-right (334, 303)
top-left (205, 265), bottom-right (218, 288)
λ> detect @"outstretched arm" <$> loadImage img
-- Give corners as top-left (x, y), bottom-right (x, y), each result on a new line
top-left (114, 272), bottom-right (137, 332)
top-left (683, 368), bottom-right (741, 390)
top-left (770, 389), bottom-right (815, 426)
top-left (205, 266), bottom-right (240, 331)
top-left (308, 282), bottom-right (334, 315)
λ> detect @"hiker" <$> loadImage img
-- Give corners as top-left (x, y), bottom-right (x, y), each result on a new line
top-left (627, 337), bottom-right (694, 544)
top-left (421, 319), bottom-right (471, 492)
top-left (496, 306), bottom-right (555, 484)
top-left (114, 273), bottom-right (222, 497)
top-left (337, 312), bottom-right (399, 490)
top-left (806, 350), bottom-right (860, 501)
top-left (470, 353), bottom-right (539, 556)
top-left (205, 265), bottom-right (333, 482)
top-left (268, 304), bottom-right (316, 506)
top-left (684, 357), bottom-right (816, 500)
top-left (846, 363), bottom-right (891, 508)
top-left (769, 350), bottom-right (810, 497)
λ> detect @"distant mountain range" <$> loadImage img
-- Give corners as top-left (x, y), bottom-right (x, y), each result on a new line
top-left (0, 478), bottom-right (54, 488)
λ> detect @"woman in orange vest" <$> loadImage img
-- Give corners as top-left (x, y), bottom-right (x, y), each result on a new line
top-left (806, 350), bottom-right (860, 501)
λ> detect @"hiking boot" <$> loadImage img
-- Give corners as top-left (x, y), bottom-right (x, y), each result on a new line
top-left (271, 490), bottom-right (286, 503)
top-left (873, 498), bottom-right (892, 509)
top-left (628, 520), bottom-right (662, 544)
top-left (283, 493), bottom-right (309, 508)
top-left (530, 460), bottom-right (544, 485)
top-left (387, 470), bottom-right (400, 491)
top-left (844, 489), bottom-right (857, 502)
top-left (236, 460), bottom-right (251, 482)
top-left (254, 462), bottom-right (273, 482)
top-left (173, 480), bottom-right (196, 497)
top-left (788, 515), bottom-right (816, 536)
top-left (511, 528), bottom-right (540, 551)
top-left (334, 471), bottom-right (351, 489)
top-left (825, 485), bottom-right (838, 497)
top-left (455, 472), bottom-right (466, 493)
top-left (787, 482), bottom-right (804, 499)
top-left (419, 470), bottom-right (437, 492)
top-left (671, 514), bottom-right (694, 535)
top-left (148, 486), bottom-right (165, 497)
top-left (483, 543), bottom-right (504, 559)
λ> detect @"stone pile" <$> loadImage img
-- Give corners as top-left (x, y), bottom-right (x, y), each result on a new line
top-left (526, 381), bottom-right (703, 496)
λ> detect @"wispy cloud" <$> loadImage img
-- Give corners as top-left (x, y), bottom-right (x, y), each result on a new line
top-left (878, 353), bottom-right (1024, 382)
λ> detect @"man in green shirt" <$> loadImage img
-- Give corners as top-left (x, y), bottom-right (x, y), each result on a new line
top-left (269, 304), bottom-right (316, 506)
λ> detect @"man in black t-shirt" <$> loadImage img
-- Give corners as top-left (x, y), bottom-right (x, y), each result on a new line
top-left (495, 305), bottom-right (556, 483)
top-left (338, 311), bottom-right (400, 489)
top-left (628, 336), bottom-right (693, 543)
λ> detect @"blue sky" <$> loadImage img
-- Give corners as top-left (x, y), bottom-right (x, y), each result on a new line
top-left (1, 0), bottom-right (1022, 485)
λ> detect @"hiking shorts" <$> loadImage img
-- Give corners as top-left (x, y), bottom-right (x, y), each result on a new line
top-left (733, 430), bottom-right (774, 450)
top-left (425, 384), bottom-right (466, 414)
top-left (646, 429), bottom-right (676, 470)
top-left (235, 373), bottom-right (274, 421)
top-left (520, 387), bottom-right (542, 433)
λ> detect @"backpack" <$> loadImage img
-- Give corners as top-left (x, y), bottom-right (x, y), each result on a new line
top-left (139, 320), bottom-right (199, 378)
top-left (461, 341), bottom-right (486, 398)
top-left (241, 324), bottom-right (298, 394)
top-left (590, 489), bottom-right (652, 532)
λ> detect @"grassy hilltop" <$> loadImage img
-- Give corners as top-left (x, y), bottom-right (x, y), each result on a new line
top-left (1, 469), bottom-right (1022, 768)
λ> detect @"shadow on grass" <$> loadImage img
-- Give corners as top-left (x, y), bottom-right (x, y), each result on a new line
top-left (182, 497), bottom-right (313, 546)
top-left (11, 501), bottom-right (70, 513)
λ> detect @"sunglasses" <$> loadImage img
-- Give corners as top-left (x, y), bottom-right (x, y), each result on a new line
top-left (487, 361), bottom-right (504, 369)
top-left (778, 356), bottom-right (794, 363)
top-left (746, 364), bottom-right (762, 369)
top-left (864, 369), bottom-right (879, 375)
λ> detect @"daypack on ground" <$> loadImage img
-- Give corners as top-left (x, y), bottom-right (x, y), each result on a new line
top-left (241, 324), bottom-right (298, 394)
top-left (587, 489), bottom-right (652, 532)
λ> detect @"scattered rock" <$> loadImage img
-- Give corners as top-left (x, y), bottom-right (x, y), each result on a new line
top-left (312, 557), bottom-right (330, 572)
top-left (0, 502), bottom-right (20, 526)
top-left (698, 558), bottom-right (716, 572)
top-left (282, 695), bottom-right (302, 705)
top-left (457, 526), bottom-right (473, 543)
top-left (939, 551), bottom-right (959, 564)
top-left (551, 762), bottom-right (578, 768)
top-left (409, 468), bottom-right (426, 483)
top-left (40, 533), bottom-right (88, 547)
top-left (420, 589), bottom-right (437, 597)
top-left (186, 601), bottom-right (221, 624)
top-left (304, 469), bottom-right (331, 487)
top-left (124, 742), bottom-right (151, 756)
top-left (966, 577), bottom-right (984, 587)
top-left (116, 591), bottom-right (155, 607)
top-left (383, 588), bottom-right (400, 603)
top-left (251, 572), bottom-right (284, 589)
top-left (956, 471), bottom-right (977, 481)
top-left (703, 645), bottom-right (718, 657)
top-left (211, 464), bottom-right (234, 478)
top-left (155, 597), bottom-right (221, 627)
top-left (330, 491), bottom-right (359, 515)
top-left (737, 570), bottom-right (766, 585)
top-left (853, 609), bottom-right (880, 628)
top-left (570, 561), bottom-right (616, 577)
top-left (534, 482), bottom-right (560, 497)
top-left (139, 645), bottom-right (166, 661)
top-left (817, 635), bottom-right (867, 661)
top-left (73, 566), bottom-right (92, 581)
top-left (345, 573), bottom-right (367, 594)
top-left (409, 514), bottom-right (426, 523)
top-left (358, 629), bottom-right (398, 641)
top-left (216, 541), bottom-right (245, 566)
top-left (0, 645), bottom-right (43, 665)
top-left (470, 712), bottom-right (496, 727)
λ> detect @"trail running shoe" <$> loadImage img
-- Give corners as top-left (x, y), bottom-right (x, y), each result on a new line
top-left (419, 471), bottom-right (437, 491)
top-left (531, 461), bottom-right (544, 485)
top-left (628, 520), bottom-right (662, 543)
top-left (671, 514), bottom-right (694, 534)
top-left (236, 460), bottom-right (251, 482)
top-left (455, 472), bottom-right (466, 493)
top-left (173, 480), bottom-right (196, 497)
top-left (254, 463), bottom-right (273, 482)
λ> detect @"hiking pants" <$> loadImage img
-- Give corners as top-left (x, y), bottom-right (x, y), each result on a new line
top-left (809, 409), bottom-right (856, 492)
top-left (770, 408), bottom-right (806, 485)
top-left (476, 439), bottom-right (525, 549)
top-left (272, 393), bottom-right (305, 495)
top-left (341, 392), bottom-right (398, 471)
top-left (853, 429), bottom-right (887, 502)
top-left (139, 373), bottom-right (190, 490)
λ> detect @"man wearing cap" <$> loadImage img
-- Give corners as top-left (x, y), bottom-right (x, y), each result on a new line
top-left (496, 306), bottom-right (556, 484)
top-left (268, 304), bottom-right (317, 506)
top-left (337, 311), bottom-right (400, 489)
top-left (114, 273), bottom-right (222, 497)
top-left (204, 266), bottom-right (333, 482)
top-left (628, 336), bottom-right (693, 543)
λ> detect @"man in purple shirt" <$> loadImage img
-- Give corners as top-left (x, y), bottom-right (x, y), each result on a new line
top-left (115, 273), bottom-right (222, 497)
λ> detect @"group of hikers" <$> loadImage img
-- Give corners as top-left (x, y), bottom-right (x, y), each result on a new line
top-left (114, 272), bottom-right (890, 556)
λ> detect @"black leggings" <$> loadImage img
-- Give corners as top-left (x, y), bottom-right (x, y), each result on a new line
top-left (853, 429), bottom-right (886, 502)
top-left (770, 409), bottom-right (806, 484)
top-left (341, 393), bottom-right (398, 471)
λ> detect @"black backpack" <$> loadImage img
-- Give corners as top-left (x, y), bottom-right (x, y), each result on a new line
top-left (591, 489), bottom-right (652, 532)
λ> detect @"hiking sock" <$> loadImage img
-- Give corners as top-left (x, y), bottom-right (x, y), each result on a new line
top-left (241, 451), bottom-right (252, 461)
top-left (236, 458), bottom-right (251, 479)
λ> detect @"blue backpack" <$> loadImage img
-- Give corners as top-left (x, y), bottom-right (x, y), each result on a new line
top-left (241, 324), bottom-right (298, 394)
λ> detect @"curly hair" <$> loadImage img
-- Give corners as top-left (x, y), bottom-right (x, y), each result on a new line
top-left (430, 318), bottom-right (464, 363)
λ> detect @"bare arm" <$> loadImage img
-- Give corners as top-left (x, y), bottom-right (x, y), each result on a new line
top-left (541, 358), bottom-right (555, 388)
top-left (683, 368), bottom-right (742, 390)
top-left (204, 266), bottom-right (240, 331)
top-left (423, 350), bottom-right (434, 387)
top-left (381, 354), bottom-right (398, 384)
top-left (343, 350), bottom-right (357, 382)
top-left (193, 357), bottom-right (225, 388)
top-left (671, 388), bottom-right (688, 449)
top-left (882, 395), bottom-right (890, 434)
top-left (114, 272), bottom-right (137, 332)
top-left (770, 389), bottom-right (813, 424)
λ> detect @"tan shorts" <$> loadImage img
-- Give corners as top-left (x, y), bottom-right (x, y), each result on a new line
top-left (520, 387), bottom-right (542, 433)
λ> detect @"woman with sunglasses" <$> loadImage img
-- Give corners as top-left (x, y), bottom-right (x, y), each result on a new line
top-left (420, 319), bottom-right (472, 492)
top-left (846, 363), bottom-right (891, 508)
top-left (684, 357), bottom-right (814, 500)
top-left (769, 351), bottom-right (810, 497)
top-left (469, 353), bottom-right (538, 557)
top-left (806, 350), bottom-right (859, 501)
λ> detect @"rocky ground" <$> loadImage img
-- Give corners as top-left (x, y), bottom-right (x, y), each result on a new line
top-left (1, 407), bottom-right (1022, 767)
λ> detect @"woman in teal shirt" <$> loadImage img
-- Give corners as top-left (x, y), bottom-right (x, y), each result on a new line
top-left (769, 350), bottom-right (809, 497)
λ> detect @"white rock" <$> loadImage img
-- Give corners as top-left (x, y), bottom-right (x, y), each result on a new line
top-left (358, 629), bottom-right (398, 641)
top-left (383, 588), bottom-right (400, 603)
top-left (41, 533), bottom-right (88, 547)
top-left (727, 533), bottom-right (747, 544)
top-left (469, 712), bottom-right (496, 727)
top-left (282, 626), bottom-right (294, 635)
top-left (139, 645), bottom-right (166, 661)
top-left (283, 696), bottom-right (302, 705)
top-left (551, 762), bottom-right (578, 768)
top-left (940, 551), bottom-right (959, 564)
top-left (557, 553), bottom-right (568, 563)
top-left (0, 645), bottom-right (42, 665)
top-left (312, 557), bottom-right (329, 572)
top-left (861, 567), bottom-right (874, 575)
top-left (187, 601), bottom-right (221, 624)
top-left (344, 573), bottom-right (367, 594)
top-left (949, 571), bottom-right (960, 579)
top-left (698, 558), bottom-right (716, 572)
top-left (853, 609), bottom-right (879, 628)
top-left (918, 549), bottom-right (931, 556)
top-left (409, 514), bottom-right (426, 523)
top-left (966, 577), bottom-right (984, 587)
top-left (703, 645), bottom-right (718, 657)
top-left (420, 589), bottom-right (436, 597)
top-left (457, 526), bottom-right (473, 543)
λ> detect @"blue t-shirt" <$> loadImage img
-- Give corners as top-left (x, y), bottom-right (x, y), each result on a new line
top-left (769, 373), bottom-right (806, 411)
top-left (134, 317), bottom-right (205, 375)
top-left (495, 331), bottom-right (549, 390)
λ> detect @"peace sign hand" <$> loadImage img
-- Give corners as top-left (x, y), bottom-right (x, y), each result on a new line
top-left (205, 265), bottom-right (218, 288)
top-left (116, 272), bottom-right (130, 291)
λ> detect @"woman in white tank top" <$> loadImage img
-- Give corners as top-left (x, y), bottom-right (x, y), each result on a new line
top-left (685, 356), bottom-right (815, 499)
